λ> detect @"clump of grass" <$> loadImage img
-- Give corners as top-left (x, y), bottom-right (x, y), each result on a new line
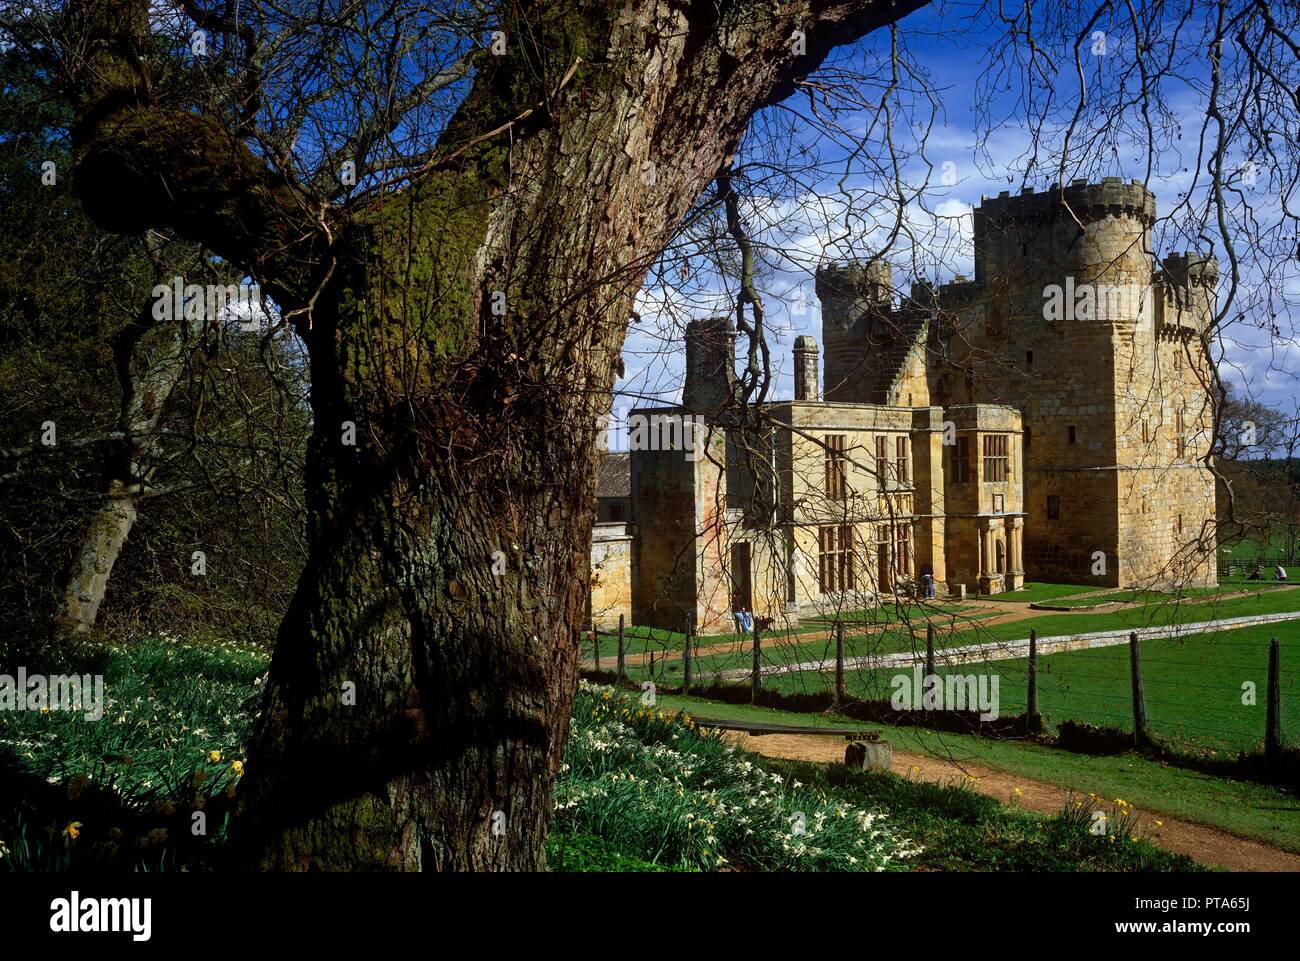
top-left (0, 633), bottom-right (267, 872)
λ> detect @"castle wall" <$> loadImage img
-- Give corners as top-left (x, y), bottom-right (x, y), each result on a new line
top-left (939, 180), bottom-right (1172, 586)
top-left (629, 413), bottom-right (731, 632)
top-left (590, 523), bottom-right (634, 630)
top-left (910, 407), bottom-right (948, 588)
top-left (770, 402), bottom-right (920, 609)
top-left (939, 405), bottom-right (1024, 594)
top-left (1111, 259), bottom-right (1218, 586)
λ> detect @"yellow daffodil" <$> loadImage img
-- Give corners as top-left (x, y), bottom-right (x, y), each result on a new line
top-left (208, 750), bottom-right (222, 763)
top-left (63, 821), bottom-right (82, 840)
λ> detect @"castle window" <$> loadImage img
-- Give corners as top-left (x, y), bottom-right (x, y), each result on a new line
top-left (1025, 427), bottom-right (1032, 448)
top-left (818, 525), bottom-right (855, 593)
top-left (993, 493), bottom-right (1005, 514)
top-left (824, 435), bottom-right (847, 500)
top-left (1067, 425), bottom-right (1077, 445)
top-left (1026, 350), bottom-right (1034, 366)
top-left (875, 435), bottom-right (890, 487)
top-left (895, 436), bottom-right (910, 484)
top-left (1177, 513), bottom-right (1184, 536)
top-left (894, 523), bottom-right (912, 576)
top-left (1174, 345), bottom-right (1183, 371)
top-left (1047, 495), bottom-right (1061, 520)
top-left (1141, 420), bottom-right (1151, 444)
top-left (953, 436), bottom-right (973, 484)
top-left (983, 434), bottom-right (1010, 482)
top-left (1176, 405), bottom-right (1187, 459)
top-left (609, 504), bottom-right (624, 523)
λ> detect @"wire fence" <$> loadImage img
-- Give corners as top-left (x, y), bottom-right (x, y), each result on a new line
top-left (587, 612), bottom-right (1298, 756)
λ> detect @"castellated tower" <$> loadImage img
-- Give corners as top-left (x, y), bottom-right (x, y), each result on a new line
top-left (936, 178), bottom-right (1216, 587)
top-left (814, 260), bottom-right (893, 403)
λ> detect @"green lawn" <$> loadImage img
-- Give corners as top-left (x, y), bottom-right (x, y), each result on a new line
top-left (1050, 584), bottom-right (1290, 609)
top-left (616, 586), bottom-right (1300, 687)
top-left (728, 620), bottom-right (1300, 753)
top-left (982, 582), bottom-right (1107, 604)
top-left (656, 692), bottom-right (1300, 854)
top-left (828, 623), bottom-right (1300, 753)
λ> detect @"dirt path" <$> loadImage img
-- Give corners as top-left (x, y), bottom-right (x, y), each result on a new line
top-left (726, 731), bottom-right (1300, 872)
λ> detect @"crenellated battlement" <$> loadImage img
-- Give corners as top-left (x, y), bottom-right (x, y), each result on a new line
top-left (1160, 251), bottom-right (1219, 288)
top-left (977, 177), bottom-right (1157, 228)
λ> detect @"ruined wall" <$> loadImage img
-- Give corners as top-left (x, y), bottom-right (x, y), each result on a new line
top-left (590, 523), bottom-right (634, 630)
top-left (629, 411), bottom-right (732, 632)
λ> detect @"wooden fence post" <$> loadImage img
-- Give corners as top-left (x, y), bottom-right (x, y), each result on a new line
top-left (1266, 636), bottom-right (1282, 762)
top-left (834, 621), bottom-right (846, 709)
top-left (616, 613), bottom-right (626, 685)
top-left (592, 627), bottom-right (600, 672)
top-left (1129, 631), bottom-right (1147, 745)
top-left (1027, 627), bottom-right (1038, 728)
top-left (683, 619), bottom-right (693, 692)
top-left (751, 622), bottom-right (762, 702)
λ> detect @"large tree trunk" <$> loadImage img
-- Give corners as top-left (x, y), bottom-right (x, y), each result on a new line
top-left (65, 0), bottom-right (927, 870)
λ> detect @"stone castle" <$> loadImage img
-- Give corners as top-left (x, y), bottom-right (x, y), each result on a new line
top-left (591, 179), bottom-right (1218, 633)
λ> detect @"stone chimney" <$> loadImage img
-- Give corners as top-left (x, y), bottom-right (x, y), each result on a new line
top-left (793, 335), bottom-right (819, 401)
top-left (683, 316), bottom-right (735, 416)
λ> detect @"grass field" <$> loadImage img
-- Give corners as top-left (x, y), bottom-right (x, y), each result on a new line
top-left (826, 623), bottom-right (1300, 753)
top-left (982, 582), bottom-right (1107, 604)
top-left (614, 585), bottom-right (1300, 690)
top-left (1049, 584), bottom-right (1290, 608)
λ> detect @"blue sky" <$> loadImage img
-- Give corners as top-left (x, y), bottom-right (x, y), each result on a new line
top-left (611, 1), bottom-right (1300, 436)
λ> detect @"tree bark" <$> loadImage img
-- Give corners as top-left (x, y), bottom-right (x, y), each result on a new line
top-left (64, 0), bottom-right (928, 870)
top-left (56, 485), bottom-right (139, 635)
top-left (55, 280), bottom-right (185, 637)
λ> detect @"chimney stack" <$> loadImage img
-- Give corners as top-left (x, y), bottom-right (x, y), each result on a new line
top-left (683, 317), bottom-right (735, 416)
top-left (793, 335), bottom-right (819, 401)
